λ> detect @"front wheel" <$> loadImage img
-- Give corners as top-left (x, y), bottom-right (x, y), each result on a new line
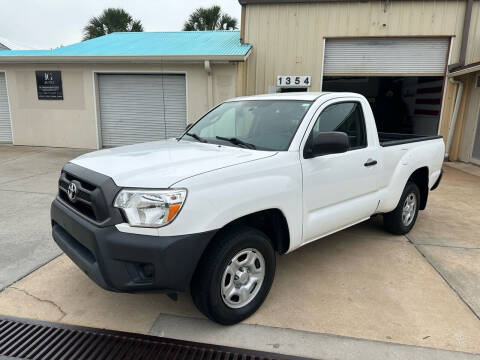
top-left (383, 181), bottom-right (420, 235)
top-left (191, 225), bottom-right (276, 325)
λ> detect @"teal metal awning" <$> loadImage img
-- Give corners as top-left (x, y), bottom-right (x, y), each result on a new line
top-left (0, 31), bottom-right (252, 62)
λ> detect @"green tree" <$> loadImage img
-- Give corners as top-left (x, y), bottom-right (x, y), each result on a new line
top-left (183, 5), bottom-right (237, 31)
top-left (83, 8), bottom-right (143, 41)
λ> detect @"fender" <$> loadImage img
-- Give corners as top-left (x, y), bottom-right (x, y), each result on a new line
top-left (376, 139), bottom-right (444, 213)
top-left (155, 152), bottom-right (304, 249)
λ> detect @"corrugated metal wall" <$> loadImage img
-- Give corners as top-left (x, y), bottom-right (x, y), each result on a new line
top-left (243, 1), bottom-right (467, 95)
top-left (466, 1), bottom-right (480, 65)
top-left (458, 72), bottom-right (480, 161)
top-left (447, 72), bottom-right (476, 160)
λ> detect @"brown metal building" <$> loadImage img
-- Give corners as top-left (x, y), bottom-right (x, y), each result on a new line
top-left (237, 0), bottom-right (480, 164)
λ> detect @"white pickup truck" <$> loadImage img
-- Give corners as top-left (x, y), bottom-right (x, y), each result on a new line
top-left (51, 92), bottom-right (444, 325)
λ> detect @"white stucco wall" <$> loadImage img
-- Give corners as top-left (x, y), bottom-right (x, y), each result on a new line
top-left (2, 62), bottom-right (238, 149)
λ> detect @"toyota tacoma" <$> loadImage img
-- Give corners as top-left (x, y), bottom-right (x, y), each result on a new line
top-left (51, 92), bottom-right (445, 325)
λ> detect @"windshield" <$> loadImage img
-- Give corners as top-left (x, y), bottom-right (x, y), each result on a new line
top-left (181, 100), bottom-right (313, 151)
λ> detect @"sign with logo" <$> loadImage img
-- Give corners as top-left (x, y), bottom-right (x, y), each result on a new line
top-left (36, 71), bottom-right (63, 100)
top-left (277, 75), bottom-right (311, 88)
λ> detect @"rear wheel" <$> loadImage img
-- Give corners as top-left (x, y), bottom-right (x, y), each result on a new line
top-left (384, 181), bottom-right (420, 235)
top-left (191, 225), bottom-right (276, 325)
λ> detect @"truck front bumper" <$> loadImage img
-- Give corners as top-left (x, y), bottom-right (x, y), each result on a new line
top-left (51, 198), bottom-right (216, 293)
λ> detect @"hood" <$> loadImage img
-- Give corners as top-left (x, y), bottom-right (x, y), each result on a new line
top-left (71, 139), bottom-right (276, 188)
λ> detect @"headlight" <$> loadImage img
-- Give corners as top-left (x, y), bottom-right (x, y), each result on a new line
top-left (114, 189), bottom-right (187, 227)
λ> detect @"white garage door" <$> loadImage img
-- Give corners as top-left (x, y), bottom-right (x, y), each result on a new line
top-left (0, 73), bottom-right (12, 143)
top-left (98, 74), bottom-right (187, 147)
top-left (324, 38), bottom-right (449, 76)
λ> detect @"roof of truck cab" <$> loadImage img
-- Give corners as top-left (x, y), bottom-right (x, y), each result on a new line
top-left (227, 92), bottom-right (365, 102)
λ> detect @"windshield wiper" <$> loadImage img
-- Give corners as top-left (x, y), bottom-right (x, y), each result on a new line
top-left (215, 136), bottom-right (256, 149)
top-left (186, 132), bottom-right (207, 143)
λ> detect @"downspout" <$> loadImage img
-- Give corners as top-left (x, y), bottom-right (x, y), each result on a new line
top-left (240, 5), bottom-right (246, 44)
top-left (445, 77), bottom-right (464, 160)
top-left (204, 60), bottom-right (214, 109)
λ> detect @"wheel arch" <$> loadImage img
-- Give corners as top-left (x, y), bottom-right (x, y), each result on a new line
top-left (212, 208), bottom-right (291, 255)
top-left (192, 209), bottom-right (290, 286)
top-left (407, 166), bottom-right (429, 210)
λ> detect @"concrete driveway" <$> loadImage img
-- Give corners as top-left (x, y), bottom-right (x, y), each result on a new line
top-left (0, 145), bottom-right (89, 289)
top-left (0, 145), bottom-right (479, 360)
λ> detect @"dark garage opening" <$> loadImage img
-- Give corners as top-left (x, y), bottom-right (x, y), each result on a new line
top-left (280, 87), bottom-right (308, 93)
top-left (322, 76), bottom-right (444, 135)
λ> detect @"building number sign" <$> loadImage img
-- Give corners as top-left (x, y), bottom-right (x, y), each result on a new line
top-left (277, 75), bottom-right (311, 88)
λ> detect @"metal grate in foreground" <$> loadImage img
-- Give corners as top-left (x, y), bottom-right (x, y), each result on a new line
top-left (0, 315), bottom-right (312, 360)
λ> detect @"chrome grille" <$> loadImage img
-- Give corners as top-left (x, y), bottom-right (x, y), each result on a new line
top-left (55, 163), bottom-right (125, 227)
top-left (58, 172), bottom-right (103, 222)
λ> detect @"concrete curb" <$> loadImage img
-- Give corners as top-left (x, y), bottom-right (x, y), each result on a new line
top-left (149, 313), bottom-right (480, 360)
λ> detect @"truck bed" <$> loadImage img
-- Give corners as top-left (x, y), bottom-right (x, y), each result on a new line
top-left (379, 132), bottom-right (443, 147)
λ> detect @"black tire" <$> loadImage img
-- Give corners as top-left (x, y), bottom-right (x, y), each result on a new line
top-left (191, 224), bottom-right (276, 325)
top-left (384, 181), bottom-right (420, 235)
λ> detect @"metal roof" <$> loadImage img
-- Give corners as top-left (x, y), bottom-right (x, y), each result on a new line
top-left (448, 60), bottom-right (480, 77)
top-left (0, 31), bottom-right (251, 62)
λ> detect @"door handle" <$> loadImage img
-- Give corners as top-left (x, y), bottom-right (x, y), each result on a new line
top-left (364, 159), bottom-right (377, 167)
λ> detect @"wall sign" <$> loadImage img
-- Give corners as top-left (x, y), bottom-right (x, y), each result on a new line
top-left (277, 75), bottom-right (311, 88)
top-left (36, 71), bottom-right (63, 100)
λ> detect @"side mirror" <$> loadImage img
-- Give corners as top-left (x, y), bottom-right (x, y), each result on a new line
top-left (185, 123), bottom-right (194, 132)
top-left (304, 131), bottom-right (349, 159)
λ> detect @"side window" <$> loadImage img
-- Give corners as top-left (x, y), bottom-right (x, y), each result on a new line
top-left (311, 102), bottom-right (367, 150)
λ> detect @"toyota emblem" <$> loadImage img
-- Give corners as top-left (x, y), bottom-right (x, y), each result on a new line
top-left (67, 182), bottom-right (77, 202)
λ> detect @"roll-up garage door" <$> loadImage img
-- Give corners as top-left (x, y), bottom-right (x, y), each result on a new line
top-left (0, 73), bottom-right (12, 143)
top-left (324, 38), bottom-right (449, 76)
top-left (98, 74), bottom-right (187, 147)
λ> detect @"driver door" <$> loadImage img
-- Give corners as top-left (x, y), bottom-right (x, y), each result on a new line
top-left (301, 100), bottom-right (380, 243)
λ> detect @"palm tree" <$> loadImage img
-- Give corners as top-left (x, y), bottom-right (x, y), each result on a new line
top-left (83, 8), bottom-right (144, 41)
top-left (183, 5), bottom-right (237, 31)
